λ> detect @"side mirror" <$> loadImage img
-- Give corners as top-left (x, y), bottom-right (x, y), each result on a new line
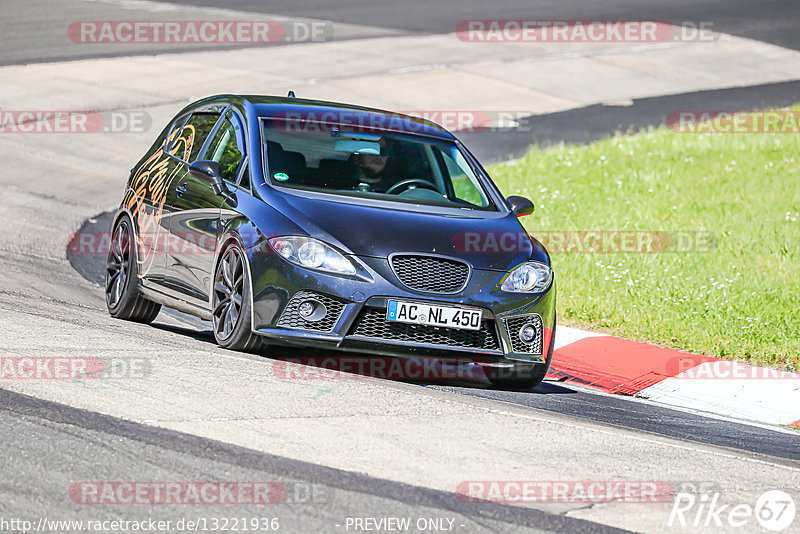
top-left (507, 195), bottom-right (534, 217)
top-left (188, 160), bottom-right (237, 207)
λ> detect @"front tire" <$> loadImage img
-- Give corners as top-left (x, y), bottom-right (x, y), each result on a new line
top-left (211, 242), bottom-right (264, 352)
top-left (105, 214), bottom-right (161, 323)
top-left (486, 320), bottom-right (556, 389)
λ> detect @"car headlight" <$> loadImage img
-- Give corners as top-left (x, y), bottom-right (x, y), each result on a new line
top-left (268, 236), bottom-right (357, 275)
top-left (501, 261), bottom-right (552, 293)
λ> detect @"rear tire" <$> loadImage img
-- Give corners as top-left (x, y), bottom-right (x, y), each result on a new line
top-left (211, 241), bottom-right (265, 352)
top-left (486, 320), bottom-right (556, 389)
top-left (105, 214), bottom-right (161, 323)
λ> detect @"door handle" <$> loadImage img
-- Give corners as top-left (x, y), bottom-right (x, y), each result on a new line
top-left (176, 182), bottom-right (187, 198)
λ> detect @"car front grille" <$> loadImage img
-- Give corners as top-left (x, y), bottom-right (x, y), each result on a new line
top-left (349, 308), bottom-right (500, 352)
top-left (390, 255), bottom-right (470, 293)
top-left (277, 291), bottom-right (346, 333)
top-left (501, 314), bottom-right (544, 354)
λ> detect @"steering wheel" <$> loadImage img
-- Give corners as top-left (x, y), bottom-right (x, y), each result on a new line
top-left (385, 179), bottom-right (439, 195)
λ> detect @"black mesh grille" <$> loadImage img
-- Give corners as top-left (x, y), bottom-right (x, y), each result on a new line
top-left (350, 308), bottom-right (500, 352)
top-left (277, 291), bottom-right (346, 333)
top-left (390, 255), bottom-right (470, 293)
top-left (502, 314), bottom-right (544, 354)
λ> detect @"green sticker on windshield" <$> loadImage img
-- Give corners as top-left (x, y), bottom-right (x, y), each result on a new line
top-left (274, 172), bottom-right (289, 182)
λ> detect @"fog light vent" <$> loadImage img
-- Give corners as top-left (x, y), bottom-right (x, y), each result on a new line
top-left (298, 299), bottom-right (327, 322)
top-left (519, 323), bottom-right (536, 343)
top-left (501, 313), bottom-right (544, 355)
top-left (276, 291), bottom-right (346, 333)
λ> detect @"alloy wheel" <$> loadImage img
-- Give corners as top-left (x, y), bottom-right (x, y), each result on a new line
top-left (212, 246), bottom-right (245, 341)
top-left (106, 220), bottom-right (131, 309)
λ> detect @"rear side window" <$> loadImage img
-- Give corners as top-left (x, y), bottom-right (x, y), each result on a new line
top-left (178, 112), bottom-right (220, 162)
top-left (163, 114), bottom-right (189, 153)
top-left (239, 164), bottom-right (251, 191)
top-left (205, 111), bottom-right (245, 184)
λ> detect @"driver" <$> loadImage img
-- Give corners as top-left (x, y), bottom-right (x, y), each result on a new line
top-left (348, 138), bottom-right (397, 193)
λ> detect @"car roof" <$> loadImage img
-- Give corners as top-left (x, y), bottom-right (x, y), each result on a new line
top-left (235, 94), bottom-right (456, 140)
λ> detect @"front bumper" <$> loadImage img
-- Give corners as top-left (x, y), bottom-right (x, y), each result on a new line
top-left (247, 248), bottom-right (556, 364)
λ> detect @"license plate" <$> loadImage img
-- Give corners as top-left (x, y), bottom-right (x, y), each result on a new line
top-left (386, 300), bottom-right (482, 331)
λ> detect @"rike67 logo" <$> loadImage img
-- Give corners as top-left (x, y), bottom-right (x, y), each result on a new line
top-left (669, 490), bottom-right (796, 531)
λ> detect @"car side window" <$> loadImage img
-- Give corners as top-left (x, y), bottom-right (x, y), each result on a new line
top-left (205, 111), bottom-right (245, 184)
top-left (163, 114), bottom-right (190, 153)
top-left (176, 112), bottom-right (221, 163)
top-left (440, 148), bottom-right (490, 208)
top-left (239, 163), bottom-right (251, 191)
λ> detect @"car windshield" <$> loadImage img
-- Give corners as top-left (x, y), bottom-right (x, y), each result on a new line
top-left (261, 118), bottom-right (497, 211)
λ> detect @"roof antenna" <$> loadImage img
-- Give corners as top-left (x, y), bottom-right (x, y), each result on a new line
top-left (287, 90), bottom-right (296, 98)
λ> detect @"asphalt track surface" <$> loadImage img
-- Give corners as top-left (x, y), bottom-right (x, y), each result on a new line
top-left (168, 0), bottom-right (800, 52)
top-left (4, 0), bottom-right (799, 65)
top-left (4, 1), bottom-right (800, 533)
top-left (0, 388), bottom-right (620, 534)
top-left (459, 80), bottom-right (800, 162)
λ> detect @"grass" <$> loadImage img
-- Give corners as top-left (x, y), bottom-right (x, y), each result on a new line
top-left (487, 113), bottom-right (800, 371)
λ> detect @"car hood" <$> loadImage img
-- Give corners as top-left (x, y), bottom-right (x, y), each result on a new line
top-left (269, 189), bottom-right (548, 271)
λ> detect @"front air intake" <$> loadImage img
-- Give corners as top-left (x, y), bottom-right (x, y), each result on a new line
top-left (390, 254), bottom-right (470, 293)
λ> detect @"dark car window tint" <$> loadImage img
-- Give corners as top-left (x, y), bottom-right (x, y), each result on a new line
top-left (180, 112), bottom-right (220, 163)
top-left (261, 119), bottom-right (496, 211)
top-left (239, 163), bottom-right (251, 191)
top-left (164, 114), bottom-right (189, 152)
top-left (205, 111), bottom-right (244, 184)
